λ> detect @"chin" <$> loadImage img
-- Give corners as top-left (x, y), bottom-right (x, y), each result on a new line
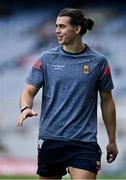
top-left (58, 41), bottom-right (64, 45)
top-left (57, 39), bottom-right (65, 44)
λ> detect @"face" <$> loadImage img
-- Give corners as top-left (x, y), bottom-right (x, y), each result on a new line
top-left (55, 16), bottom-right (78, 45)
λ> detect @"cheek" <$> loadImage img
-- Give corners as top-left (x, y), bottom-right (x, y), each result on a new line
top-left (65, 31), bottom-right (75, 41)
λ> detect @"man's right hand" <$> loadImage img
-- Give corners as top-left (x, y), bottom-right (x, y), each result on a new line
top-left (17, 108), bottom-right (38, 127)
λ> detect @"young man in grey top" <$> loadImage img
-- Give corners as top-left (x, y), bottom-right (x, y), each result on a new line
top-left (17, 8), bottom-right (118, 180)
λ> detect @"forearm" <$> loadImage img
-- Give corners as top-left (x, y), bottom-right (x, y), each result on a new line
top-left (20, 90), bottom-right (34, 108)
top-left (101, 98), bottom-right (116, 143)
top-left (20, 84), bottom-right (39, 109)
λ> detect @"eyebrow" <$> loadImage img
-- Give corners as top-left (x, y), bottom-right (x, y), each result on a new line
top-left (56, 23), bottom-right (66, 26)
top-left (56, 23), bottom-right (66, 27)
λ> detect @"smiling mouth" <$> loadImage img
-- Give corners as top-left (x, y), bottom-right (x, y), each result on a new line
top-left (57, 36), bottom-right (63, 40)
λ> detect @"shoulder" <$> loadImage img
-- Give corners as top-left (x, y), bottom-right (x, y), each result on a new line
top-left (87, 45), bottom-right (109, 65)
top-left (38, 46), bottom-right (60, 63)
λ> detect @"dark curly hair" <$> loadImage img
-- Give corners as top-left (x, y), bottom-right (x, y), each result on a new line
top-left (58, 8), bottom-right (94, 36)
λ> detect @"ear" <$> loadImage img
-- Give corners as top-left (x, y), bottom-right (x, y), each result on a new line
top-left (75, 25), bottom-right (81, 35)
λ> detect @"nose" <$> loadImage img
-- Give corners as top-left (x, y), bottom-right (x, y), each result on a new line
top-left (55, 26), bottom-right (60, 34)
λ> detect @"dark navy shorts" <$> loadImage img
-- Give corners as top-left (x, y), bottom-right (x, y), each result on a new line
top-left (37, 139), bottom-right (102, 177)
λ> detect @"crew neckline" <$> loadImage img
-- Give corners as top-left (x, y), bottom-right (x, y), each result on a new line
top-left (61, 44), bottom-right (88, 55)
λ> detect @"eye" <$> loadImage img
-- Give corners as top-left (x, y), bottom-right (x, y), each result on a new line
top-left (56, 24), bottom-right (66, 29)
top-left (60, 24), bottom-right (65, 28)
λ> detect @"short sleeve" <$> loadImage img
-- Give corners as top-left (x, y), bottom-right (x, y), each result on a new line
top-left (26, 59), bottom-right (43, 88)
top-left (97, 58), bottom-right (114, 92)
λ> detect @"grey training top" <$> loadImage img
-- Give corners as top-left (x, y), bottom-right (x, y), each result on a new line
top-left (27, 44), bottom-right (114, 142)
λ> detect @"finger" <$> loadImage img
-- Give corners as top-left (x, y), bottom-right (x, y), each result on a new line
top-left (17, 119), bottom-right (23, 127)
top-left (17, 116), bottom-right (26, 127)
top-left (107, 153), bottom-right (113, 163)
top-left (107, 153), bottom-right (117, 163)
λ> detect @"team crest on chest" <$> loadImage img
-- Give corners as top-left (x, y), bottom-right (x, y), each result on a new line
top-left (83, 64), bottom-right (90, 74)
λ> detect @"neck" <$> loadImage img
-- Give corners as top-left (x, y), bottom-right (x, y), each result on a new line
top-left (63, 42), bottom-right (85, 53)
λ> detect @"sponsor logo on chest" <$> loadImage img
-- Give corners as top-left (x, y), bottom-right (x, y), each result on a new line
top-left (52, 64), bottom-right (65, 70)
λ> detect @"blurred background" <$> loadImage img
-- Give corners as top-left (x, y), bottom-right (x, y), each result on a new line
top-left (0, 0), bottom-right (126, 178)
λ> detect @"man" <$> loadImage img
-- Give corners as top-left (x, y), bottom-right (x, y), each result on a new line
top-left (17, 8), bottom-right (118, 179)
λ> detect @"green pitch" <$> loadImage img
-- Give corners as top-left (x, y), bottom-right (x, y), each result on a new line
top-left (0, 175), bottom-right (126, 179)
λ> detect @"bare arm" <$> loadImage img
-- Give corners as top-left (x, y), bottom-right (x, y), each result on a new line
top-left (100, 91), bottom-right (118, 163)
top-left (17, 84), bottom-right (40, 127)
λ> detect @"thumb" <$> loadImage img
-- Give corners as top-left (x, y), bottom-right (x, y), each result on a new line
top-left (31, 110), bottom-right (38, 116)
